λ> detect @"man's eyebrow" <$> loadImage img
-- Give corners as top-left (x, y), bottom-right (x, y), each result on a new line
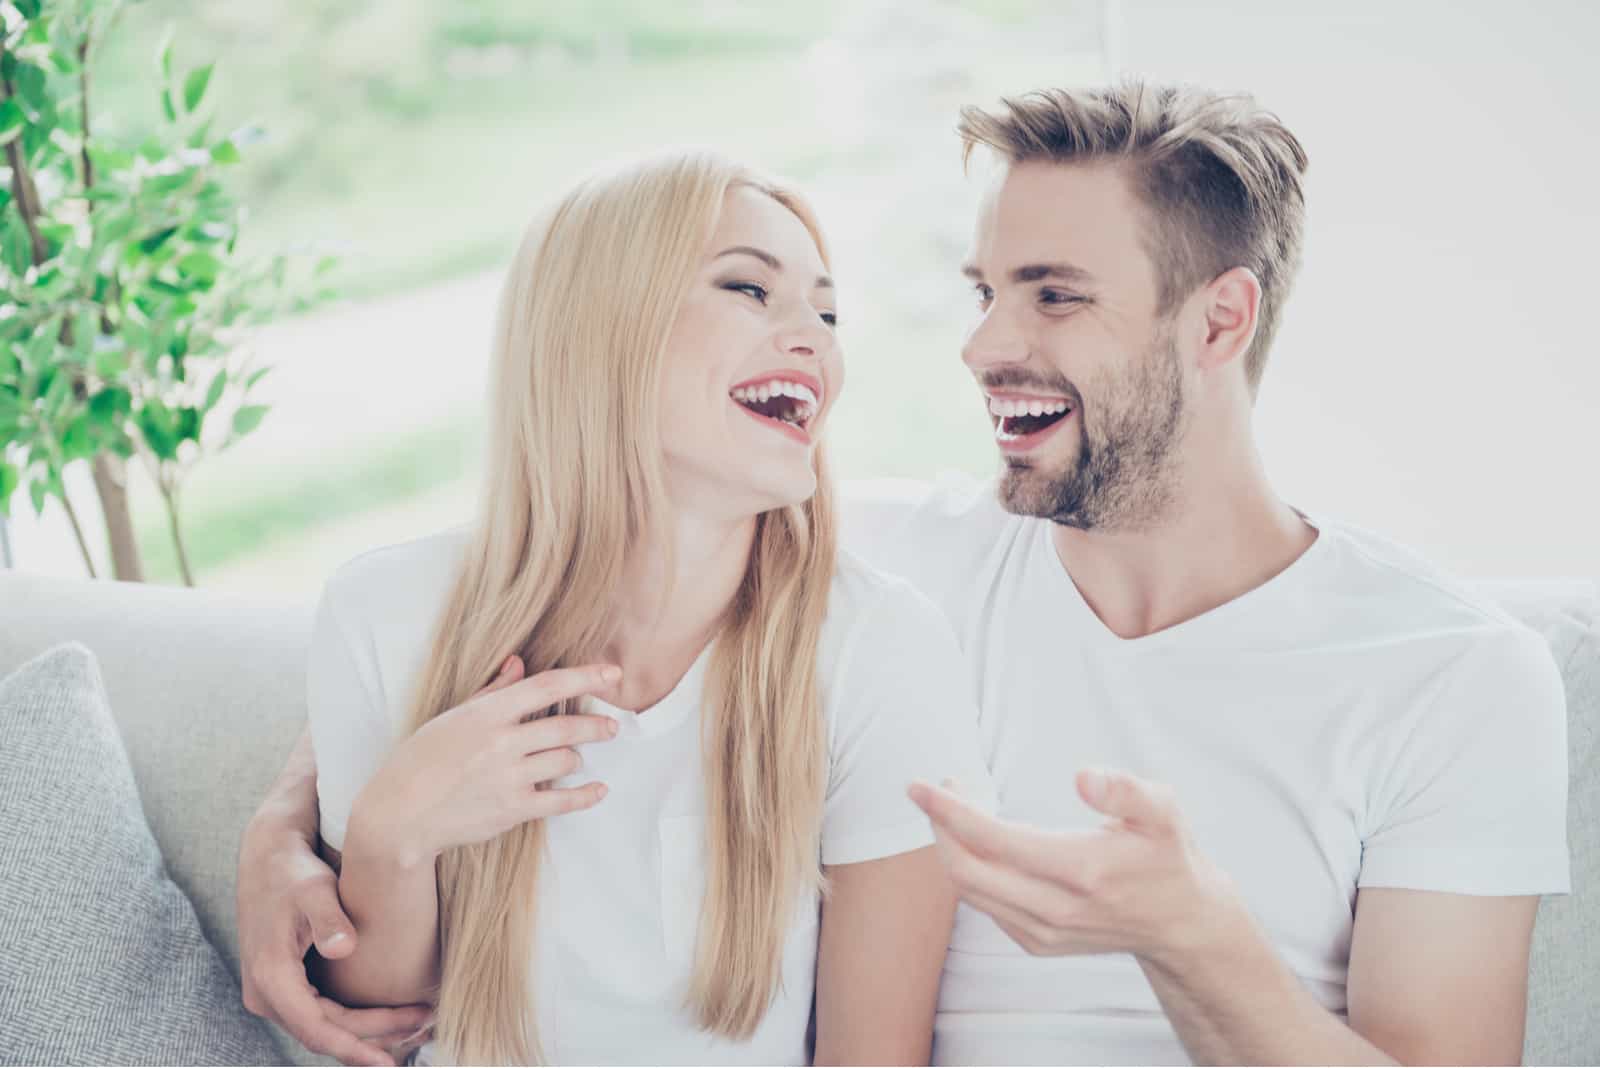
top-left (715, 245), bottom-right (832, 290)
top-left (961, 262), bottom-right (1097, 286)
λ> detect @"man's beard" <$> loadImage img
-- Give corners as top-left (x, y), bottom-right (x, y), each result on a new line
top-left (994, 329), bottom-right (1188, 532)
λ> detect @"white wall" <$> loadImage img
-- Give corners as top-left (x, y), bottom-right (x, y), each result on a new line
top-left (1113, 0), bottom-right (1599, 576)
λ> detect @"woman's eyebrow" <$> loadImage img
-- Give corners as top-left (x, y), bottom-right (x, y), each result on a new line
top-left (714, 246), bottom-right (833, 290)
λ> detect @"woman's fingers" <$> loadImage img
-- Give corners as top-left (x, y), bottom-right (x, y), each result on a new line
top-left (477, 654), bottom-right (525, 696)
top-left (520, 745), bottom-right (583, 785)
top-left (511, 712), bottom-right (619, 753)
top-left (487, 663), bottom-right (622, 721)
top-left (520, 781), bottom-right (609, 820)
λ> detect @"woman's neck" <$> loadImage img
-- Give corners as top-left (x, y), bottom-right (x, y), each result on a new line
top-left (597, 510), bottom-right (757, 713)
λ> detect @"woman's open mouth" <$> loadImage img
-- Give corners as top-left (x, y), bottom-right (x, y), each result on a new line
top-left (989, 393), bottom-right (1074, 453)
top-left (730, 376), bottom-right (820, 445)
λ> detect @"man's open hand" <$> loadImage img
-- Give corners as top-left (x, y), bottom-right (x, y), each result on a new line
top-left (907, 769), bottom-right (1239, 965)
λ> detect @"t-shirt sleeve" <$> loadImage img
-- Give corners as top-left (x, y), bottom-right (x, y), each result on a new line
top-left (306, 576), bottom-right (397, 853)
top-left (1359, 625), bottom-right (1570, 896)
top-left (820, 578), bottom-right (997, 867)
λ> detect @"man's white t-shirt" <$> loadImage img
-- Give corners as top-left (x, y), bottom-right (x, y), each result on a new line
top-left (308, 526), bottom-right (993, 1066)
top-left (840, 473), bottom-right (1571, 1067)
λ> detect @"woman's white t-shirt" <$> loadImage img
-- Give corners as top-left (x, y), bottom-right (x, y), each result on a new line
top-left (307, 525), bottom-right (993, 1066)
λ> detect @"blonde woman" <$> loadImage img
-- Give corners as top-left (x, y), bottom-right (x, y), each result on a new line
top-left (298, 150), bottom-right (990, 1065)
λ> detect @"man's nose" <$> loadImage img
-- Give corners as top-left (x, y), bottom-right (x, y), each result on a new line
top-left (962, 308), bottom-right (1029, 371)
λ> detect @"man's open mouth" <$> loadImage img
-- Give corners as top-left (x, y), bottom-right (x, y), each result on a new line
top-left (731, 378), bottom-right (819, 436)
top-left (989, 394), bottom-right (1074, 441)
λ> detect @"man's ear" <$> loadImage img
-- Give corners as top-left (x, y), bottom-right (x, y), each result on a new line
top-left (1194, 266), bottom-right (1261, 373)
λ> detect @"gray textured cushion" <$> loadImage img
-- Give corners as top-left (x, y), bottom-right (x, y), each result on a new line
top-left (0, 643), bottom-right (282, 1065)
top-left (1494, 580), bottom-right (1600, 1064)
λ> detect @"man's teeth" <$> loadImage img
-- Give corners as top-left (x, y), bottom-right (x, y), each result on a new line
top-left (987, 396), bottom-right (1072, 418)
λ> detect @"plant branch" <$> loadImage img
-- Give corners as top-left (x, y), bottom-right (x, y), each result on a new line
top-left (0, 74), bottom-right (49, 264)
top-left (59, 488), bottom-right (97, 578)
top-left (159, 479), bottom-right (193, 586)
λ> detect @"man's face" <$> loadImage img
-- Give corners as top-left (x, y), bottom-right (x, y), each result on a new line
top-left (961, 160), bottom-right (1190, 531)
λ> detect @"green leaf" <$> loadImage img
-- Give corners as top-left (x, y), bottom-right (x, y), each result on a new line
top-left (12, 61), bottom-right (49, 117)
top-left (14, 0), bottom-right (43, 20)
top-left (232, 403), bottom-right (268, 437)
top-left (89, 387), bottom-right (132, 422)
top-left (176, 250), bottom-right (222, 284)
top-left (209, 137), bottom-right (241, 164)
top-left (244, 366), bottom-right (271, 389)
top-left (177, 405), bottom-right (200, 442)
top-left (29, 477), bottom-right (47, 516)
top-left (183, 63), bottom-right (214, 113)
top-left (137, 399), bottom-right (178, 460)
top-left (0, 100), bottom-right (26, 148)
top-left (0, 460), bottom-right (17, 517)
top-left (158, 26), bottom-right (175, 83)
top-left (2, 221), bottom-right (33, 275)
top-left (202, 368), bottom-right (227, 412)
top-left (61, 413), bottom-right (94, 460)
top-left (138, 226), bottom-right (181, 255)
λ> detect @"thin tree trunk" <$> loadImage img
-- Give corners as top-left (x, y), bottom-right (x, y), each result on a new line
top-left (160, 483), bottom-right (194, 587)
top-left (92, 453), bottom-right (143, 581)
top-left (60, 489), bottom-right (97, 578)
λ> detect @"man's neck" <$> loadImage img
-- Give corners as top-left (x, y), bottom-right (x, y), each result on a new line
top-left (599, 509), bottom-right (756, 713)
top-left (1049, 448), bottom-right (1317, 641)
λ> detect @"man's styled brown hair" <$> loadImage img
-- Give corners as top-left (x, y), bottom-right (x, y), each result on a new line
top-left (958, 81), bottom-right (1309, 393)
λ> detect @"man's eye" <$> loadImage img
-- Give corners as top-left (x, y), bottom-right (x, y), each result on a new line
top-left (725, 281), bottom-right (768, 303)
top-left (974, 284), bottom-right (994, 305)
top-left (820, 311), bottom-right (838, 327)
top-left (1040, 289), bottom-right (1083, 306)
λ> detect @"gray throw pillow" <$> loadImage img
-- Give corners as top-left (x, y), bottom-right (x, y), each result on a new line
top-left (0, 642), bottom-right (283, 1066)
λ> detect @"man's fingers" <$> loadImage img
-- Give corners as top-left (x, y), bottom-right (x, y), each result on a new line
top-left (1077, 768), bottom-right (1176, 831)
top-left (909, 779), bottom-right (1077, 881)
top-left (272, 984), bottom-right (397, 1066)
top-left (927, 822), bottom-right (1067, 933)
top-left (320, 998), bottom-right (435, 1041)
top-left (295, 877), bottom-right (359, 960)
top-left (491, 663), bottom-right (622, 719)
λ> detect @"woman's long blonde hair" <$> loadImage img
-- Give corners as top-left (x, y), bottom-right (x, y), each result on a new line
top-left (399, 151), bottom-right (838, 1064)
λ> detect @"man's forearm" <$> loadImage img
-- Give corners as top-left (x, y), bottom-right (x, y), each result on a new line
top-left (1139, 904), bottom-right (1396, 1066)
top-left (315, 805), bottom-right (442, 1009)
top-left (250, 725), bottom-right (322, 840)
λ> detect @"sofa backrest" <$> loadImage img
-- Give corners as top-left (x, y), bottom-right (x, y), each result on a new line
top-left (1, 570), bottom-right (1596, 1063)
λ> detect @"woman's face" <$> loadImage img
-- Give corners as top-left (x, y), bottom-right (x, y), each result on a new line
top-left (658, 186), bottom-right (843, 517)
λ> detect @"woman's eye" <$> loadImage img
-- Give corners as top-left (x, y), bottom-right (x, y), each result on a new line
top-left (974, 284), bottom-right (994, 306)
top-left (820, 311), bottom-right (838, 327)
top-left (725, 281), bottom-right (768, 304)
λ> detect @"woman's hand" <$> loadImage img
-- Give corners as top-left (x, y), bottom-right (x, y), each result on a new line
top-left (349, 656), bottom-right (623, 868)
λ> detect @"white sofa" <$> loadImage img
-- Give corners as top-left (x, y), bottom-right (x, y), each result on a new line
top-left (1, 568), bottom-right (1595, 1065)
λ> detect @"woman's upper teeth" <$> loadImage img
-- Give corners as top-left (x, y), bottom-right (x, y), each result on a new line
top-left (988, 396), bottom-right (1071, 418)
top-left (732, 380), bottom-right (818, 406)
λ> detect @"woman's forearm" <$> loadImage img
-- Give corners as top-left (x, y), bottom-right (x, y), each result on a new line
top-left (315, 802), bottom-right (442, 1008)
